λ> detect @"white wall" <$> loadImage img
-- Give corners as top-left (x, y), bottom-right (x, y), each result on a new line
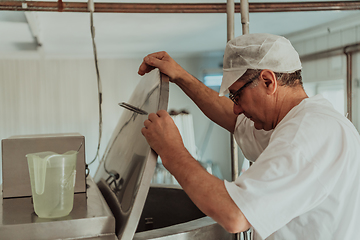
top-left (287, 14), bottom-right (360, 130)
top-left (0, 58), bottom-right (143, 184)
top-left (0, 56), bottom-right (233, 185)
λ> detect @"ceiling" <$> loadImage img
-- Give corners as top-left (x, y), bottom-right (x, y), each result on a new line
top-left (0, 0), bottom-right (358, 58)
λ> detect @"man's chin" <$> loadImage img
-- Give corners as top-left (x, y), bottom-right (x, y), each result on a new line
top-left (254, 125), bottom-right (263, 130)
top-left (253, 122), bottom-right (266, 130)
top-left (253, 121), bottom-right (261, 130)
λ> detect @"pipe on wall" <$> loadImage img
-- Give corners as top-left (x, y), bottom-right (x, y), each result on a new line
top-left (241, 0), bottom-right (250, 35)
top-left (227, 0), bottom-right (235, 42)
top-left (231, 0), bottom-right (250, 185)
top-left (345, 51), bottom-right (353, 121)
top-left (227, 0), bottom-right (239, 183)
top-left (301, 43), bottom-right (360, 122)
top-left (1, 1), bottom-right (360, 13)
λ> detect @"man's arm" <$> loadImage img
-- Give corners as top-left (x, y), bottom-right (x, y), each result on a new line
top-left (169, 149), bottom-right (250, 233)
top-left (138, 51), bottom-right (238, 133)
top-left (142, 110), bottom-right (251, 233)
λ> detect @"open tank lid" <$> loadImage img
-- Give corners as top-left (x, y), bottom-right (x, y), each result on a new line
top-left (94, 69), bottom-right (169, 240)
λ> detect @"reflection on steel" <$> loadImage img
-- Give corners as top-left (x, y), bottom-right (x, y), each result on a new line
top-left (94, 69), bottom-right (169, 240)
top-left (0, 177), bottom-right (116, 240)
top-left (133, 185), bottom-right (232, 240)
top-left (1, 1), bottom-right (360, 13)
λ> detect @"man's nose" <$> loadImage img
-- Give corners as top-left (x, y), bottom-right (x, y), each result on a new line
top-left (233, 103), bottom-right (244, 115)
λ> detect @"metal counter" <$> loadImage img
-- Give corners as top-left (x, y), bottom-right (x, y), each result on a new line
top-left (0, 176), bottom-right (117, 240)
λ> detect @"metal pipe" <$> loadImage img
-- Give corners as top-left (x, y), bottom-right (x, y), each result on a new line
top-left (248, 1), bottom-right (360, 12)
top-left (230, 0), bottom-right (251, 184)
top-left (1, 1), bottom-right (360, 13)
top-left (344, 50), bottom-right (353, 121)
top-left (344, 43), bottom-right (360, 121)
top-left (301, 43), bottom-right (360, 122)
top-left (240, 2), bottom-right (250, 238)
top-left (227, 0), bottom-right (239, 183)
top-left (300, 43), bottom-right (360, 62)
top-left (241, 0), bottom-right (250, 35)
top-left (57, 0), bottom-right (63, 12)
top-left (230, 137), bottom-right (239, 181)
top-left (227, 0), bottom-right (235, 42)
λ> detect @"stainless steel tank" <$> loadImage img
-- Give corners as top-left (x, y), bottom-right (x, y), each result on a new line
top-left (94, 69), bottom-right (233, 240)
top-left (134, 185), bottom-right (232, 240)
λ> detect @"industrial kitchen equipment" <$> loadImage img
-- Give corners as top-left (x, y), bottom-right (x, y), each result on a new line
top-left (0, 69), bottom-right (232, 240)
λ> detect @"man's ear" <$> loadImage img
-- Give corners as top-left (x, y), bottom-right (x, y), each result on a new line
top-left (259, 69), bottom-right (277, 95)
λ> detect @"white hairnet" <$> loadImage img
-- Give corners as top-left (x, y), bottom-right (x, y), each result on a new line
top-left (219, 33), bottom-right (302, 96)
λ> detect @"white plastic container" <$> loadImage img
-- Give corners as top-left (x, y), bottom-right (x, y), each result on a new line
top-left (26, 151), bottom-right (77, 218)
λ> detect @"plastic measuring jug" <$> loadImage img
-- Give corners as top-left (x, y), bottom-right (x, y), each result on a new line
top-left (26, 150), bottom-right (77, 218)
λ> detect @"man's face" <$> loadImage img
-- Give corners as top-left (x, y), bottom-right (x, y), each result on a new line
top-left (228, 73), bottom-right (273, 131)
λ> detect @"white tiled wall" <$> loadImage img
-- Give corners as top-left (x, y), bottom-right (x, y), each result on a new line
top-left (287, 15), bottom-right (360, 130)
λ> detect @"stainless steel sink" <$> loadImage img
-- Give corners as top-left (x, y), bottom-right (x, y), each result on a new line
top-left (134, 185), bottom-right (233, 240)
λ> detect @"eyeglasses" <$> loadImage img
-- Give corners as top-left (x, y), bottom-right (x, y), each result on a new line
top-left (229, 74), bottom-right (259, 105)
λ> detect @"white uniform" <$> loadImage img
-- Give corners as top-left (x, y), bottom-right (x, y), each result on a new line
top-left (225, 94), bottom-right (360, 240)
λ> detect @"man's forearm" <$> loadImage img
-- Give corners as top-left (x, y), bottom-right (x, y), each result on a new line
top-left (173, 71), bottom-right (237, 133)
top-left (161, 148), bottom-right (250, 233)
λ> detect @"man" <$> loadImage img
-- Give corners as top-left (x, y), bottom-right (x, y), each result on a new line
top-left (138, 33), bottom-right (360, 239)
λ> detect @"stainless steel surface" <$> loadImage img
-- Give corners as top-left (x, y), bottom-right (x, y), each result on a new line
top-left (134, 217), bottom-right (232, 240)
top-left (94, 69), bottom-right (169, 240)
top-left (133, 185), bottom-right (232, 240)
top-left (1, 133), bottom-right (86, 198)
top-left (0, 176), bottom-right (116, 240)
top-left (136, 185), bottom-right (206, 233)
top-left (84, 236), bottom-right (118, 240)
top-left (1, 1), bottom-right (360, 13)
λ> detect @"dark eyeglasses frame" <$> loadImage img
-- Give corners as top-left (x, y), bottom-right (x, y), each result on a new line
top-left (229, 74), bottom-right (259, 105)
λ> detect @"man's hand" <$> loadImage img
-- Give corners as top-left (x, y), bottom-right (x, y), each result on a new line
top-left (142, 110), bottom-right (250, 233)
top-left (141, 110), bottom-right (186, 164)
top-left (138, 51), bottom-right (187, 83)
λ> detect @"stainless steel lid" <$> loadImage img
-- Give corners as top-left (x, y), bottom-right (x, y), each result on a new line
top-left (94, 69), bottom-right (169, 240)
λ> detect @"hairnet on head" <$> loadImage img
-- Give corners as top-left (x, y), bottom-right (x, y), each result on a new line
top-left (219, 33), bottom-right (302, 96)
